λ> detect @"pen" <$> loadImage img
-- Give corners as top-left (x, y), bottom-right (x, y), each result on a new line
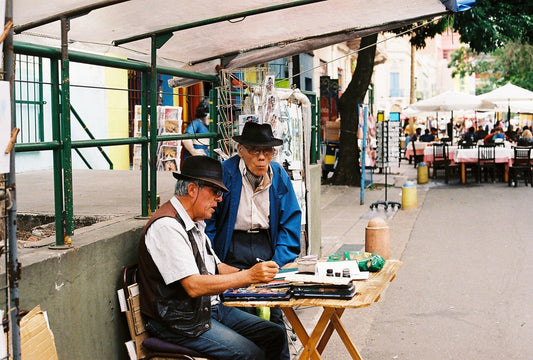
top-left (256, 257), bottom-right (265, 263)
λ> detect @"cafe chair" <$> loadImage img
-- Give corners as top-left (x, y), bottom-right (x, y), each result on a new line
top-left (477, 144), bottom-right (496, 183)
top-left (411, 140), bottom-right (424, 168)
top-left (508, 146), bottom-right (533, 187)
top-left (432, 143), bottom-right (455, 183)
top-left (121, 264), bottom-right (211, 360)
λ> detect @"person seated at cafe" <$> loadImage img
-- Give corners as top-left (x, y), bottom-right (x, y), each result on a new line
top-left (419, 128), bottom-right (435, 142)
top-left (517, 129), bottom-right (533, 146)
top-left (474, 125), bottom-right (487, 141)
top-left (462, 126), bottom-right (476, 144)
top-left (411, 127), bottom-right (422, 142)
top-left (505, 124), bottom-right (518, 142)
top-left (484, 127), bottom-right (507, 144)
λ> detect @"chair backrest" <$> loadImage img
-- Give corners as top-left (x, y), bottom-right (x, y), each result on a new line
top-left (478, 144), bottom-right (496, 162)
top-left (432, 143), bottom-right (449, 162)
top-left (121, 264), bottom-right (208, 360)
top-left (513, 146), bottom-right (531, 166)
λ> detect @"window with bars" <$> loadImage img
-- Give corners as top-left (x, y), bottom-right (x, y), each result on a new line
top-left (15, 55), bottom-right (45, 143)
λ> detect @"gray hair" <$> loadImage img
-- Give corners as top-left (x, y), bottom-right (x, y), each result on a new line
top-left (174, 179), bottom-right (200, 196)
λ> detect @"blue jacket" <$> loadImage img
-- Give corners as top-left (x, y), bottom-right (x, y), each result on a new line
top-left (205, 155), bottom-right (301, 267)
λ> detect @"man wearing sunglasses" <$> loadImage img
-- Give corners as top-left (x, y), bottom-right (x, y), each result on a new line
top-left (206, 122), bottom-right (302, 360)
top-left (138, 155), bottom-right (285, 360)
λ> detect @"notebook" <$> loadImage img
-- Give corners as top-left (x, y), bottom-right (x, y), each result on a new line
top-left (222, 285), bottom-right (292, 301)
top-left (291, 282), bottom-right (356, 300)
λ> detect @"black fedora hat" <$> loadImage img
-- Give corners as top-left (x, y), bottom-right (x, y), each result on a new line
top-left (233, 122), bottom-right (283, 147)
top-left (173, 156), bottom-right (228, 192)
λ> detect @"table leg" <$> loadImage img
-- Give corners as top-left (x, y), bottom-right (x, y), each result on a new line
top-left (317, 308), bottom-right (345, 353)
top-left (282, 307), bottom-right (323, 360)
top-left (282, 307), bottom-right (364, 360)
top-left (461, 163), bottom-right (466, 184)
top-left (504, 163), bottom-right (509, 183)
top-left (330, 309), bottom-right (364, 360)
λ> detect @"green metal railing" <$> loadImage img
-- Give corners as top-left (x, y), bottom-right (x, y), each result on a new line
top-left (14, 40), bottom-right (218, 247)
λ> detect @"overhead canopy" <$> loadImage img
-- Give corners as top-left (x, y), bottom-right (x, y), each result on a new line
top-left (406, 91), bottom-right (496, 113)
top-left (12, 0), bottom-right (465, 83)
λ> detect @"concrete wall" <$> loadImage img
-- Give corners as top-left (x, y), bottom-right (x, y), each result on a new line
top-left (6, 216), bottom-right (146, 360)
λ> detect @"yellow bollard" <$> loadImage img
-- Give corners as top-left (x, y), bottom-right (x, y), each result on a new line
top-left (417, 162), bottom-right (428, 184)
top-left (401, 181), bottom-right (418, 210)
top-left (365, 217), bottom-right (390, 259)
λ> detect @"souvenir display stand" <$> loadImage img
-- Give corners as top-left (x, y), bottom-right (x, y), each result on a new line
top-left (371, 111), bottom-right (401, 211)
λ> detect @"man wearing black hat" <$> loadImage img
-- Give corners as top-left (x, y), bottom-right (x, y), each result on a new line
top-left (138, 155), bottom-right (285, 360)
top-left (205, 122), bottom-right (302, 360)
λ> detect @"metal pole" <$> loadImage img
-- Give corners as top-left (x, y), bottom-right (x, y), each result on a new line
top-left (5, 0), bottom-right (21, 357)
top-left (141, 71), bottom-right (149, 217)
top-left (360, 105), bottom-right (367, 205)
top-left (50, 59), bottom-right (65, 246)
top-left (149, 35), bottom-right (158, 215)
top-left (59, 17), bottom-right (73, 247)
top-left (208, 88), bottom-right (216, 157)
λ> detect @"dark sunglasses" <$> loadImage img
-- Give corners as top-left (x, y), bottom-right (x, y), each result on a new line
top-left (198, 182), bottom-right (223, 197)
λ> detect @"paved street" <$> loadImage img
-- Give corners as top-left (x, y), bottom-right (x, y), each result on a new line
top-left (299, 176), bottom-right (533, 360)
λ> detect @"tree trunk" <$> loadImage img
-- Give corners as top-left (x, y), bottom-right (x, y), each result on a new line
top-left (332, 33), bottom-right (378, 186)
top-left (410, 43), bottom-right (416, 104)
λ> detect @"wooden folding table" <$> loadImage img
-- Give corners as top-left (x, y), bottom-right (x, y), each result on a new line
top-left (223, 260), bottom-right (402, 360)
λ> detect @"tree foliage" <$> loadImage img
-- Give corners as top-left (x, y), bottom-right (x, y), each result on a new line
top-left (448, 42), bottom-right (533, 93)
top-left (452, 0), bottom-right (533, 53)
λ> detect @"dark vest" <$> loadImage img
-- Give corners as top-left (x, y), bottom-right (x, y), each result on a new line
top-left (138, 200), bottom-right (211, 337)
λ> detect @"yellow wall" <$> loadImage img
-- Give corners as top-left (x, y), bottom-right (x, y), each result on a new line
top-left (105, 60), bottom-right (129, 170)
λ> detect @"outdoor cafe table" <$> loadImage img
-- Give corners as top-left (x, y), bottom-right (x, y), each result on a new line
top-left (453, 147), bottom-right (514, 183)
top-left (223, 260), bottom-right (402, 360)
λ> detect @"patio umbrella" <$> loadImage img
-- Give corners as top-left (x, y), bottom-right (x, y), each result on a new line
top-left (478, 83), bottom-right (533, 122)
top-left (406, 91), bottom-right (496, 112)
top-left (405, 91), bottom-right (496, 144)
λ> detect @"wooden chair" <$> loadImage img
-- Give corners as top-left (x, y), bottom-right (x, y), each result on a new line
top-left (477, 144), bottom-right (496, 183)
top-left (508, 146), bottom-right (533, 187)
top-left (411, 140), bottom-right (424, 168)
top-left (432, 143), bottom-right (455, 183)
top-left (121, 264), bottom-right (210, 360)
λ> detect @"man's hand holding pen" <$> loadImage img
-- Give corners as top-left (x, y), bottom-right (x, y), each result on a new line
top-left (248, 259), bottom-right (279, 283)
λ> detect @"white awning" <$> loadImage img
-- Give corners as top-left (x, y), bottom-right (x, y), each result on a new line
top-left (13, 0), bottom-right (458, 79)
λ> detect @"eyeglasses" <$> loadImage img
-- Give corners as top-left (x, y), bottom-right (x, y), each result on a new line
top-left (243, 146), bottom-right (276, 157)
top-left (199, 183), bottom-right (223, 197)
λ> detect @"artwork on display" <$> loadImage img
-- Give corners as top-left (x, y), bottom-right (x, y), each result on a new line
top-left (238, 114), bottom-right (261, 135)
top-left (132, 105), bottom-right (182, 171)
top-left (157, 106), bottom-right (182, 171)
top-left (162, 158), bottom-right (178, 171)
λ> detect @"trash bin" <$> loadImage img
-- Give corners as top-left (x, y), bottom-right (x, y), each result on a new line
top-left (417, 162), bottom-right (428, 184)
top-left (401, 181), bottom-right (417, 210)
top-left (365, 217), bottom-right (390, 259)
